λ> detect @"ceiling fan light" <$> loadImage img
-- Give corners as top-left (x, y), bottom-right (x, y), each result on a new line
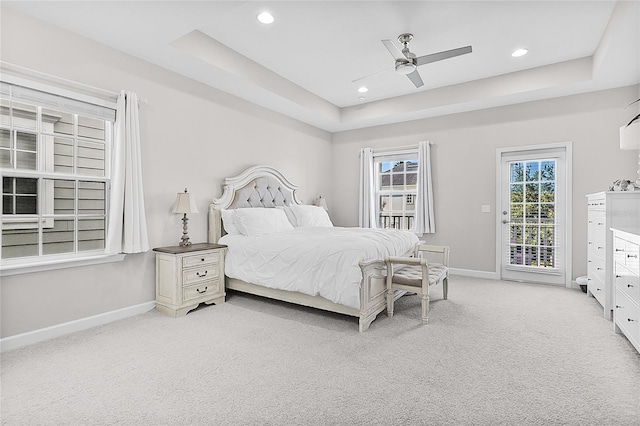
top-left (357, 87), bottom-right (368, 93)
top-left (395, 62), bottom-right (416, 75)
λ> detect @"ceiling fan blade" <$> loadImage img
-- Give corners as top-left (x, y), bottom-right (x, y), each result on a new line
top-left (415, 46), bottom-right (472, 66)
top-left (351, 67), bottom-right (394, 83)
top-left (382, 39), bottom-right (407, 61)
top-left (406, 70), bottom-right (424, 88)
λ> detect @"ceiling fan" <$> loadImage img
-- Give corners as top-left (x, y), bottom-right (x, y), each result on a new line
top-left (354, 33), bottom-right (472, 88)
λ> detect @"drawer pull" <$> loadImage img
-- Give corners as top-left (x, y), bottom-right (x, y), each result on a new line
top-left (615, 248), bottom-right (624, 252)
top-left (628, 284), bottom-right (635, 288)
top-left (596, 267), bottom-right (602, 270)
top-left (597, 222), bottom-right (603, 225)
top-left (616, 275), bottom-right (622, 278)
top-left (627, 254), bottom-right (638, 259)
top-left (196, 286), bottom-right (208, 294)
top-left (616, 305), bottom-right (623, 309)
top-left (597, 246), bottom-right (603, 250)
top-left (628, 318), bottom-right (636, 323)
top-left (596, 288), bottom-right (602, 291)
top-left (196, 270), bottom-right (208, 278)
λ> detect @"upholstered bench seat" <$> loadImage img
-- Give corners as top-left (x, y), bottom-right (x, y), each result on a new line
top-left (392, 263), bottom-right (448, 287)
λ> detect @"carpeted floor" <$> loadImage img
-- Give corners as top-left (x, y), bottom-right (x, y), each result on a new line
top-left (2, 276), bottom-right (639, 425)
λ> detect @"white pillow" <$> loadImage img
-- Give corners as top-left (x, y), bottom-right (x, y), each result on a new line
top-left (233, 208), bottom-right (294, 237)
top-left (277, 205), bottom-right (298, 227)
top-left (289, 204), bottom-right (333, 227)
top-left (220, 209), bottom-right (240, 235)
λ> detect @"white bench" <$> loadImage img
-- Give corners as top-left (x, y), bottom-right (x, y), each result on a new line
top-left (384, 244), bottom-right (450, 324)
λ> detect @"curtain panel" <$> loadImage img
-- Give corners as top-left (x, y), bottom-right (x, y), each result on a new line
top-left (106, 91), bottom-right (150, 254)
top-left (358, 147), bottom-right (376, 228)
top-left (412, 140), bottom-right (436, 234)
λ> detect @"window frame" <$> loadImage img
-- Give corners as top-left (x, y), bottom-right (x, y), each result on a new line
top-left (373, 149), bottom-right (420, 231)
top-left (0, 77), bottom-right (124, 276)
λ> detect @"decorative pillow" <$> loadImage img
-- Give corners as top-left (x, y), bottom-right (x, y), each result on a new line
top-left (289, 204), bottom-right (333, 227)
top-left (221, 209), bottom-right (241, 235)
top-left (234, 208), bottom-right (294, 237)
top-left (277, 205), bottom-right (299, 227)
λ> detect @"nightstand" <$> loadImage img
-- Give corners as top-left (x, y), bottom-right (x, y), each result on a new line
top-left (153, 243), bottom-right (227, 317)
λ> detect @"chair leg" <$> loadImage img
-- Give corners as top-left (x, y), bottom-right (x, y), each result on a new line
top-left (387, 289), bottom-right (394, 318)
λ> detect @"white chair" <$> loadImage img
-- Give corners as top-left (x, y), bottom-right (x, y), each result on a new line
top-left (385, 244), bottom-right (450, 324)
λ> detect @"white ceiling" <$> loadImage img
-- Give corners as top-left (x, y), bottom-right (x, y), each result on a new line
top-left (4, 1), bottom-right (640, 132)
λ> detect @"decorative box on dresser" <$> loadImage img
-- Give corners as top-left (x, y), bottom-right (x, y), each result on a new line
top-left (612, 228), bottom-right (640, 354)
top-left (586, 192), bottom-right (640, 320)
top-left (153, 243), bottom-right (227, 317)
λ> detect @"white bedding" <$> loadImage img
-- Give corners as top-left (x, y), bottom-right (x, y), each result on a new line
top-left (219, 227), bottom-right (419, 309)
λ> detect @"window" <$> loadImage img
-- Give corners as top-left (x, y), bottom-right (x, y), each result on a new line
top-left (375, 155), bottom-right (419, 230)
top-left (0, 80), bottom-right (116, 266)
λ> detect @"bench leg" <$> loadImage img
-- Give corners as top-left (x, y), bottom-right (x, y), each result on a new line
top-left (387, 289), bottom-right (394, 317)
top-left (421, 292), bottom-right (429, 324)
top-left (443, 276), bottom-right (449, 300)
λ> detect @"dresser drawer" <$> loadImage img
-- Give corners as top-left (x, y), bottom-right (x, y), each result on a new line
top-left (626, 241), bottom-right (639, 271)
top-left (588, 255), bottom-right (606, 284)
top-left (183, 279), bottom-right (222, 303)
top-left (182, 252), bottom-right (220, 269)
top-left (588, 275), bottom-right (605, 305)
top-left (615, 288), bottom-right (640, 348)
top-left (183, 264), bottom-right (220, 286)
top-left (615, 265), bottom-right (640, 305)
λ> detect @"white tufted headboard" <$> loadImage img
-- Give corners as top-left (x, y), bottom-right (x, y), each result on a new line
top-left (208, 165), bottom-right (303, 243)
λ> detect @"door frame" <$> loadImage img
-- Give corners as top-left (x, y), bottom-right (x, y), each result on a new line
top-left (495, 142), bottom-right (573, 287)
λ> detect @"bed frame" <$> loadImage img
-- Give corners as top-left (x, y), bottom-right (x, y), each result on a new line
top-left (208, 165), bottom-right (405, 332)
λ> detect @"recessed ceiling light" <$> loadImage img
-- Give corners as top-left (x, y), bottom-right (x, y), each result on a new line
top-left (358, 97), bottom-right (366, 101)
top-left (357, 87), bottom-right (368, 93)
top-left (257, 11), bottom-right (274, 24)
top-left (511, 48), bottom-right (528, 57)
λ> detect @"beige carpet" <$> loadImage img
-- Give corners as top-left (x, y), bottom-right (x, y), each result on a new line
top-left (2, 276), bottom-right (640, 425)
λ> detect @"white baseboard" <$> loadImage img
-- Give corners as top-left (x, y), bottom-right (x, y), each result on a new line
top-left (0, 301), bottom-right (156, 353)
top-left (449, 267), bottom-right (500, 280)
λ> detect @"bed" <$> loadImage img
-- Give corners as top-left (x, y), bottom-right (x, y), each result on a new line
top-left (208, 165), bottom-right (419, 332)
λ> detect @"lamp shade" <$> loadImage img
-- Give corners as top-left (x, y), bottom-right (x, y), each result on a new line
top-left (172, 189), bottom-right (199, 214)
top-left (620, 123), bottom-right (640, 150)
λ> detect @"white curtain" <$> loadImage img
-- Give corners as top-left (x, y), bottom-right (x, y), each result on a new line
top-left (412, 140), bottom-right (436, 234)
top-left (358, 147), bottom-right (376, 228)
top-left (106, 90), bottom-right (150, 254)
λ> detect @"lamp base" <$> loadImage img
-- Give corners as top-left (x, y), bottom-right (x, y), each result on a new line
top-left (179, 214), bottom-right (192, 247)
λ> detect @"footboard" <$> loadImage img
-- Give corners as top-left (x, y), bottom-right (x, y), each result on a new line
top-left (358, 259), bottom-right (404, 332)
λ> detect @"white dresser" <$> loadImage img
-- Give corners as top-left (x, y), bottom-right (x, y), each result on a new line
top-left (586, 192), bottom-right (640, 320)
top-left (612, 229), bottom-right (640, 354)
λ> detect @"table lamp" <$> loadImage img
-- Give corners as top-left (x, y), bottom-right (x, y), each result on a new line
top-left (172, 188), bottom-right (198, 247)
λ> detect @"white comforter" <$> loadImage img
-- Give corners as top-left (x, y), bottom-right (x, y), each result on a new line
top-left (219, 227), bottom-right (419, 309)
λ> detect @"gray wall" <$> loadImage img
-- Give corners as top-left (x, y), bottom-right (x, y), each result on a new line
top-left (330, 87), bottom-right (640, 275)
top-left (0, 8), bottom-right (332, 338)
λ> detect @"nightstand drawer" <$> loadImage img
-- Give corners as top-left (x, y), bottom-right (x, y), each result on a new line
top-left (183, 265), bottom-right (220, 286)
top-left (183, 252), bottom-right (219, 268)
top-left (183, 280), bottom-right (222, 302)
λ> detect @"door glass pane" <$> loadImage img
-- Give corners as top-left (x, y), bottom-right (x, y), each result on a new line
top-left (508, 159), bottom-right (556, 269)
